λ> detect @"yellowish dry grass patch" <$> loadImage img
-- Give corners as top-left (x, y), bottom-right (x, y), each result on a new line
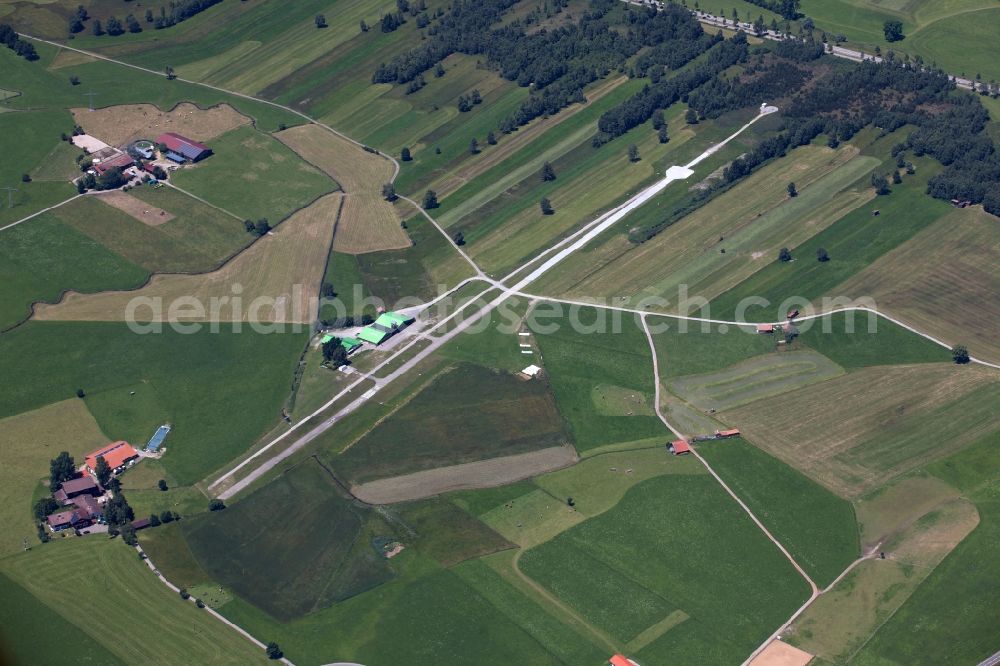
top-left (71, 102), bottom-right (251, 147)
top-left (276, 124), bottom-right (410, 254)
top-left (787, 497), bottom-right (978, 663)
top-left (33, 193), bottom-right (342, 323)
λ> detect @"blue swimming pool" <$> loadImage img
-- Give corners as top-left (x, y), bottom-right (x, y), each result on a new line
top-left (146, 424), bottom-right (171, 452)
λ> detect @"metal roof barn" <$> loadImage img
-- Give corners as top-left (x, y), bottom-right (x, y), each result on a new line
top-left (156, 132), bottom-right (212, 161)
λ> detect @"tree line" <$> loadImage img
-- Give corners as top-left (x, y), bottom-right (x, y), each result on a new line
top-left (0, 23), bottom-right (38, 60)
top-left (596, 31), bottom-right (749, 140)
top-left (86, 0), bottom-right (223, 36)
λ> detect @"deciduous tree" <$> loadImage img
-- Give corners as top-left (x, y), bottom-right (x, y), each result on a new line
top-left (49, 452), bottom-right (76, 490)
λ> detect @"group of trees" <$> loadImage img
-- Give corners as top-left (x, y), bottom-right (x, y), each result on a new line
top-left (456, 89), bottom-right (482, 112)
top-left (883, 20), bottom-right (904, 42)
top-left (372, 2), bottom-right (729, 136)
top-left (777, 57), bottom-right (1000, 214)
top-left (0, 23), bottom-right (38, 60)
top-left (88, 0), bottom-right (223, 35)
top-left (244, 218), bottom-right (271, 236)
top-left (742, 0), bottom-right (801, 20)
top-left (321, 338), bottom-right (349, 366)
top-left (68, 5), bottom-right (88, 34)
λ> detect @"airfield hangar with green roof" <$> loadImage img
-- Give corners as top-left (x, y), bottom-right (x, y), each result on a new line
top-left (357, 312), bottom-right (415, 345)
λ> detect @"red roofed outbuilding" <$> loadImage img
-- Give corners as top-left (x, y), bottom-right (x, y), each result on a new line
top-left (609, 655), bottom-right (640, 666)
top-left (156, 132), bottom-right (211, 162)
top-left (669, 440), bottom-right (692, 455)
top-left (717, 428), bottom-right (741, 438)
top-left (93, 151), bottom-right (135, 175)
top-left (756, 323), bottom-right (774, 334)
top-left (85, 441), bottom-right (139, 475)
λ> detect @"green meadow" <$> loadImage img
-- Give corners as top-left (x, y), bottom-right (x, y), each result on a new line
top-left (0, 213), bottom-right (148, 331)
top-left (800, 0), bottom-right (1000, 80)
top-left (0, 571), bottom-right (126, 666)
top-left (522, 475), bottom-right (811, 663)
top-left (330, 362), bottom-right (569, 484)
top-left (531, 306), bottom-right (667, 452)
top-left (0, 321), bottom-right (307, 484)
top-left (54, 190), bottom-right (254, 274)
top-left (183, 460), bottom-right (396, 621)
top-left (698, 438), bottom-right (859, 587)
top-left (169, 125), bottom-right (337, 222)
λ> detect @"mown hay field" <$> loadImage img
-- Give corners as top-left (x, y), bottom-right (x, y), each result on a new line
top-left (833, 206), bottom-right (1000, 364)
top-left (54, 189), bottom-right (253, 274)
top-left (521, 475), bottom-right (810, 663)
top-left (721, 363), bottom-right (1000, 497)
top-left (35, 192), bottom-right (341, 323)
top-left (0, 571), bottom-right (125, 665)
top-left (0, 538), bottom-right (269, 664)
top-left (70, 102), bottom-right (250, 146)
top-left (276, 123), bottom-right (411, 253)
top-left (667, 350), bottom-right (845, 412)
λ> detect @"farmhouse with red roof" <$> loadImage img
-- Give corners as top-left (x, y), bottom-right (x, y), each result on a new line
top-left (93, 151), bottom-right (134, 175)
top-left (85, 441), bottom-right (139, 476)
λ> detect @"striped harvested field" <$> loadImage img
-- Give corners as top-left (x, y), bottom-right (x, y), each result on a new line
top-left (720, 363), bottom-right (1000, 497)
top-left (667, 350), bottom-right (845, 412)
top-left (832, 206), bottom-right (1000, 364)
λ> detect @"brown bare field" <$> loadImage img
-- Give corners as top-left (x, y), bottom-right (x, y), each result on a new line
top-left (276, 124), bottom-right (410, 254)
top-left (33, 192), bottom-right (342, 323)
top-left (833, 206), bottom-right (1000, 364)
top-left (351, 445), bottom-right (578, 504)
top-left (96, 191), bottom-right (175, 226)
top-left (431, 75), bottom-right (630, 199)
top-left (71, 103), bottom-right (251, 147)
top-left (748, 640), bottom-right (814, 666)
top-left (720, 363), bottom-right (1000, 498)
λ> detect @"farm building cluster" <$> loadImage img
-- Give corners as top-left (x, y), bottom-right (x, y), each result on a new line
top-left (43, 441), bottom-right (140, 533)
top-left (668, 428), bottom-right (741, 456)
top-left (71, 129), bottom-right (211, 191)
top-left (40, 422), bottom-right (171, 536)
